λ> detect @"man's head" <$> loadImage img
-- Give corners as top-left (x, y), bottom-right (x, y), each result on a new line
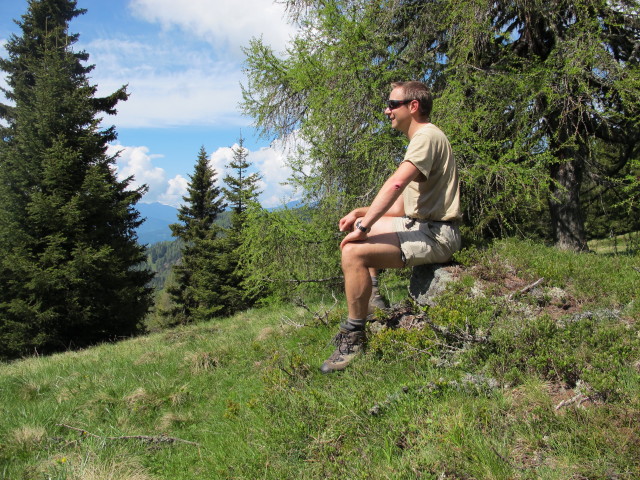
top-left (389, 81), bottom-right (432, 120)
top-left (386, 81), bottom-right (432, 136)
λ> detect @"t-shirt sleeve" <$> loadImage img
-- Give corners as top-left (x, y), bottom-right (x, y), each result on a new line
top-left (401, 130), bottom-right (435, 181)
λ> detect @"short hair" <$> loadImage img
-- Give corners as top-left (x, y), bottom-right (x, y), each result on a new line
top-left (391, 81), bottom-right (432, 120)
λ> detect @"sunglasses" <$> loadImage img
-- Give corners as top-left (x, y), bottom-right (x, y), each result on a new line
top-left (387, 99), bottom-right (413, 110)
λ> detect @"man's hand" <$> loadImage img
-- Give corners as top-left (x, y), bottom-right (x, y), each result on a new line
top-left (340, 228), bottom-right (367, 249)
top-left (338, 211), bottom-right (359, 232)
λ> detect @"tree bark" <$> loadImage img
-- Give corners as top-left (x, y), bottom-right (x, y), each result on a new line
top-left (548, 158), bottom-right (588, 251)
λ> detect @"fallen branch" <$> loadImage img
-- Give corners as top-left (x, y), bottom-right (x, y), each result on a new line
top-left (57, 424), bottom-right (200, 447)
top-left (554, 393), bottom-right (590, 411)
top-left (280, 315), bottom-right (306, 328)
top-left (264, 276), bottom-right (343, 285)
top-left (509, 277), bottom-right (544, 300)
top-left (293, 293), bottom-right (338, 326)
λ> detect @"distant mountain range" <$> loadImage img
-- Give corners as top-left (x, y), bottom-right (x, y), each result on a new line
top-left (136, 202), bottom-right (179, 245)
top-left (136, 200), bottom-right (302, 245)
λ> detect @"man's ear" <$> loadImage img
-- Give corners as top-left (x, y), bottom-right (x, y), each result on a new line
top-left (409, 99), bottom-right (420, 114)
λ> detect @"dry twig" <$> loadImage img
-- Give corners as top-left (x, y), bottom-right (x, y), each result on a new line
top-left (421, 315), bottom-right (490, 345)
top-left (555, 394), bottom-right (590, 410)
top-left (265, 276), bottom-right (343, 284)
top-left (509, 277), bottom-right (545, 300)
top-left (294, 293), bottom-right (338, 326)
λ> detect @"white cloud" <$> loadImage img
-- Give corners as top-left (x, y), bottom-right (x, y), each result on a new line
top-left (109, 143), bottom-right (189, 206)
top-left (129, 0), bottom-right (296, 56)
top-left (209, 141), bottom-right (299, 208)
top-left (109, 141), bottom-right (298, 208)
top-left (250, 145), bottom-right (298, 206)
top-left (209, 145), bottom-right (235, 176)
top-left (85, 1), bottom-right (297, 129)
top-left (85, 38), bottom-right (245, 128)
top-left (157, 175), bottom-right (189, 206)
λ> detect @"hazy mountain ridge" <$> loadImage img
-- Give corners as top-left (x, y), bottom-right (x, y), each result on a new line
top-left (136, 202), bottom-right (179, 245)
top-left (136, 201), bottom-right (301, 245)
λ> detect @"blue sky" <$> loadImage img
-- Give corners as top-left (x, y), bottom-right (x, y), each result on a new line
top-left (0, 0), bottom-right (300, 207)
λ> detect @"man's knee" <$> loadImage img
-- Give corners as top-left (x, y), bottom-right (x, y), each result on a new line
top-left (341, 242), bottom-right (364, 268)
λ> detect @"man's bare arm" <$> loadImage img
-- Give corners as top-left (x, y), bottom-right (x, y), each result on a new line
top-left (340, 161), bottom-right (420, 248)
top-left (339, 191), bottom-right (405, 232)
top-left (358, 161), bottom-right (419, 228)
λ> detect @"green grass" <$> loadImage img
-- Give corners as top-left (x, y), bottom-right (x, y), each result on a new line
top-left (1, 238), bottom-right (639, 479)
top-left (588, 230), bottom-right (640, 255)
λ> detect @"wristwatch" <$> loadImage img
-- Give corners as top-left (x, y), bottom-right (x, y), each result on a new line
top-left (355, 219), bottom-right (370, 233)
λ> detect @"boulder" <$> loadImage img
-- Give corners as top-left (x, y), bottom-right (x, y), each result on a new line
top-left (409, 263), bottom-right (455, 306)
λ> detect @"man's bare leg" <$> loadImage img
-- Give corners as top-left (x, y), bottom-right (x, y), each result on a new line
top-left (320, 218), bottom-right (404, 374)
top-left (341, 217), bottom-right (404, 321)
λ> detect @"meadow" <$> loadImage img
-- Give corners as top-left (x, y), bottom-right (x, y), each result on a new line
top-left (1, 238), bottom-right (638, 479)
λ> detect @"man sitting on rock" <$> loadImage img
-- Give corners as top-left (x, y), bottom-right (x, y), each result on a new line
top-left (321, 81), bottom-right (462, 374)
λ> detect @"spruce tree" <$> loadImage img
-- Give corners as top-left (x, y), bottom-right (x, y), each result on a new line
top-left (215, 136), bottom-right (262, 313)
top-left (0, 0), bottom-right (153, 359)
top-left (165, 146), bottom-right (225, 324)
top-left (223, 136), bottom-right (262, 233)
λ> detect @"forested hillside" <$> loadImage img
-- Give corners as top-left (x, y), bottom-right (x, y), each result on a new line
top-left (145, 241), bottom-right (183, 291)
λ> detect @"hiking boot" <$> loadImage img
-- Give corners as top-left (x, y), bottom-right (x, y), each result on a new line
top-left (368, 287), bottom-right (386, 314)
top-left (320, 328), bottom-right (366, 374)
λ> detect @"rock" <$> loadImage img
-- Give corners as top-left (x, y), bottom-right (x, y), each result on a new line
top-left (409, 263), bottom-right (455, 306)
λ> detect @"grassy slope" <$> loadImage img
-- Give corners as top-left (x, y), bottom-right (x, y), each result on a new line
top-left (0, 238), bottom-right (638, 480)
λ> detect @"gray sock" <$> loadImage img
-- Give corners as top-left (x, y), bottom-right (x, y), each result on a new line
top-left (341, 318), bottom-right (366, 331)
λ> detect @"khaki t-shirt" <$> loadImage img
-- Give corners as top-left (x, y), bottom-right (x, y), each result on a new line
top-left (401, 124), bottom-right (461, 222)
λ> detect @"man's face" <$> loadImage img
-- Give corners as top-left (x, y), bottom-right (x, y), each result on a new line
top-left (385, 87), bottom-right (412, 134)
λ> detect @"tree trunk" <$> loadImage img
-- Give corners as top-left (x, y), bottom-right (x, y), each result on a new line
top-left (548, 158), bottom-right (588, 251)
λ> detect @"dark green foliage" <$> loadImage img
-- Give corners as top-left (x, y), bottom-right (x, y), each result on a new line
top-left (164, 146), bottom-right (226, 324)
top-left (161, 138), bottom-right (263, 324)
top-left (0, 0), bottom-right (153, 360)
top-left (243, 0), bottom-right (640, 252)
top-left (171, 146), bottom-right (226, 242)
top-left (583, 140), bottom-right (640, 239)
top-left (216, 136), bottom-right (263, 311)
top-left (222, 136), bottom-right (262, 232)
top-left (145, 239), bottom-right (183, 290)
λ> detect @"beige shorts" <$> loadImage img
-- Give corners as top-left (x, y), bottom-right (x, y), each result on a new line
top-left (392, 217), bottom-right (462, 267)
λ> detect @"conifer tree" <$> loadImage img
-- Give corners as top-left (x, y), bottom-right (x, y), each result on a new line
top-left (223, 136), bottom-right (262, 234)
top-left (165, 146), bottom-right (225, 324)
top-left (0, 0), bottom-right (153, 359)
top-left (213, 136), bottom-right (262, 313)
